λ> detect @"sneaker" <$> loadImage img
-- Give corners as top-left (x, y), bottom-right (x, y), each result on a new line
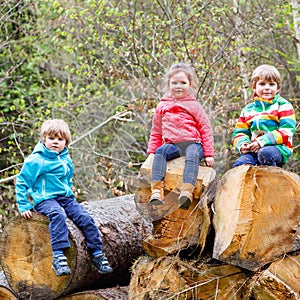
top-left (92, 254), bottom-right (113, 274)
top-left (52, 255), bottom-right (71, 276)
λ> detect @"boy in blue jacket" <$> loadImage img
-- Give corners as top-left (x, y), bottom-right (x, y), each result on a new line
top-left (16, 119), bottom-right (113, 276)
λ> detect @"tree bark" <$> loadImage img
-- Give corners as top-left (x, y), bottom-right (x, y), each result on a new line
top-left (135, 155), bottom-right (218, 257)
top-left (213, 165), bottom-right (300, 271)
top-left (291, 0), bottom-right (300, 58)
top-left (0, 195), bottom-right (152, 300)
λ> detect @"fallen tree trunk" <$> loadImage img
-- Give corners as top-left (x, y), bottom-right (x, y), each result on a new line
top-left (58, 286), bottom-right (128, 300)
top-left (213, 165), bottom-right (300, 271)
top-left (0, 195), bottom-right (152, 300)
top-left (135, 155), bottom-right (218, 257)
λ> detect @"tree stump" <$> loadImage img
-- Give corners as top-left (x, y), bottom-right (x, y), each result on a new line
top-left (0, 195), bottom-right (152, 300)
top-left (58, 286), bottom-right (128, 299)
top-left (135, 155), bottom-right (217, 257)
top-left (250, 252), bottom-right (300, 299)
top-left (128, 256), bottom-right (248, 300)
top-left (213, 165), bottom-right (300, 271)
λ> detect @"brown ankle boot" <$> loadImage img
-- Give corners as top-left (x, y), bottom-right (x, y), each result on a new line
top-left (149, 181), bottom-right (164, 205)
top-left (179, 183), bottom-right (195, 210)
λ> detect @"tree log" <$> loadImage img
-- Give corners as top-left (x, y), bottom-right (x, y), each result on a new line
top-left (58, 286), bottom-right (128, 299)
top-left (128, 256), bottom-right (248, 299)
top-left (213, 165), bottom-right (300, 271)
top-left (0, 195), bottom-right (152, 300)
top-left (250, 252), bottom-right (300, 299)
top-left (135, 155), bottom-right (217, 257)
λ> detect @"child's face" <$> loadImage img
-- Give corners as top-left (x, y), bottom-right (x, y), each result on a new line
top-left (44, 134), bottom-right (66, 153)
top-left (253, 78), bottom-right (279, 100)
top-left (169, 71), bottom-right (191, 99)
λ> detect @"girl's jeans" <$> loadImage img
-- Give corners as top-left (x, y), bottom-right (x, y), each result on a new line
top-left (152, 142), bottom-right (204, 186)
top-left (35, 196), bottom-right (103, 252)
top-left (233, 145), bottom-right (283, 168)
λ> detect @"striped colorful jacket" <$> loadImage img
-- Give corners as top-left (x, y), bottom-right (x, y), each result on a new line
top-left (232, 94), bottom-right (296, 164)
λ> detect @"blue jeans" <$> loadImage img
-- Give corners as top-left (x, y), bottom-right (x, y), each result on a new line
top-left (233, 146), bottom-right (283, 168)
top-left (152, 142), bottom-right (204, 185)
top-left (35, 196), bottom-right (103, 252)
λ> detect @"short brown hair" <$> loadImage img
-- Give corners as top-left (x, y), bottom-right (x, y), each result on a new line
top-left (250, 64), bottom-right (282, 89)
top-left (40, 119), bottom-right (72, 146)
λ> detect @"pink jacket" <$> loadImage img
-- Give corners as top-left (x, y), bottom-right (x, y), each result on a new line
top-left (147, 94), bottom-right (214, 157)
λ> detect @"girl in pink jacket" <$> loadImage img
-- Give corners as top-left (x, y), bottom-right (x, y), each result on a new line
top-left (147, 62), bottom-right (214, 210)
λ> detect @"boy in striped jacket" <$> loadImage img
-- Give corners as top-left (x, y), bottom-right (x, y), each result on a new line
top-left (232, 64), bottom-right (296, 168)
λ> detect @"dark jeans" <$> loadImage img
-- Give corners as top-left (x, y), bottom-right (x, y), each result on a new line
top-left (233, 145), bottom-right (283, 168)
top-left (35, 196), bottom-right (103, 252)
top-left (152, 142), bottom-right (204, 186)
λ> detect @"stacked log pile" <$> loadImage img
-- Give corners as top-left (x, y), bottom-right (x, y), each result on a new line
top-left (131, 158), bottom-right (300, 299)
top-left (1, 156), bottom-right (300, 299)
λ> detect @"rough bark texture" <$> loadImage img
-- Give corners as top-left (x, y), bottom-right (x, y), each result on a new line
top-left (58, 286), bottom-right (128, 300)
top-left (128, 256), bottom-right (248, 300)
top-left (213, 165), bottom-right (300, 271)
top-left (0, 195), bottom-right (152, 300)
top-left (135, 155), bottom-right (217, 257)
top-left (250, 252), bottom-right (300, 299)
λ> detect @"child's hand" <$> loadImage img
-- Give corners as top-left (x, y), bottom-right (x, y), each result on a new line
top-left (204, 157), bottom-right (214, 167)
top-left (248, 141), bottom-right (261, 153)
top-left (21, 210), bottom-right (32, 219)
top-left (240, 144), bottom-right (251, 154)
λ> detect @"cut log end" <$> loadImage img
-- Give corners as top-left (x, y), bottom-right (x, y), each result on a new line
top-left (213, 165), bottom-right (300, 271)
top-left (0, 214), bottom-right (74, 299)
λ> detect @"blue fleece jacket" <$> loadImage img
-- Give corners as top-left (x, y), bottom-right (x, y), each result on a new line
top-left (16, 141), bottom-right (75, 213)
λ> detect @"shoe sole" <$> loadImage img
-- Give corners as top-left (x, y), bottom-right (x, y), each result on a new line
top-left (149, 199), bottom-right (164, 205)
top-left (52, 265), bottom-right (71, 276)
top-left (98, 268), bottom-right (113, 274)
top-left (179, 196), bottom-right (191, 210)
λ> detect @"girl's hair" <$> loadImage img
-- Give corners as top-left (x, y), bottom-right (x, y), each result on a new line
top-left (40, 119), bottom-right (72, 146)
top-left (161, 62), bottom-right (197, 94)
top-left (250, 64), bottom-right (282, 89)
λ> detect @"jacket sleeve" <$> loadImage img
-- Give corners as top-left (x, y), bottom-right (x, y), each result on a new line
top-left (147, 108), bottom-right (163, 154)
top-left (15, 155), bottom-right (41, 213)
top-left (196, 105), bottom-right (214, 157)
top-left (231, 109), bottom-right (252, 153)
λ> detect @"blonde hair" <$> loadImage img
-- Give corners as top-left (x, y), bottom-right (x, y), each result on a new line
top-left (250, 64), bottom-right (282, 89)
top-left (40, 119), bottom-right (72, 146)
top-left (161, 62), bottom-right (198, 94)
